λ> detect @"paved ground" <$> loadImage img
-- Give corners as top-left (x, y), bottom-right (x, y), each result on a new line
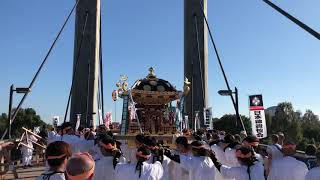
top-left (2, 166), bottom-right (45, 180)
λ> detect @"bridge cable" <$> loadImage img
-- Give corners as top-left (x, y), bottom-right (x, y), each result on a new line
top-left (193, 14), bottom-right (206, 117)
top-left (99, 5), bottom-right (105, 118)
top-left (262, 0), bottom-right (320, 40)
top-left (63, 11), bottom-right (89, 124)
top-left (85, 57), bottom-right (91, 126)
top-left (97, 76), bottom-right (102, 125)
top-left (1, 0), bottom-right (82, 140)
top-left (199, 0), bottom-right (246, 132)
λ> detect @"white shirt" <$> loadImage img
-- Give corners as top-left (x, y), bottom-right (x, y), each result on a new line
top-left (180, 155), bottom-right (218, 180)
top-left (305, 167), bottom-right (320, 180)
top-left (50, 134), bottom-right (94, 154)
top-left (160, 155), bottom-right (171, 180)
top-left (93, 156), bottom-right (116, 180)
top-left (268, 156), bottom-right (308, 180)
top-left (171, 151), bottom-right (192, 180)
top-left (23, 134), bottom-right (38, 149)
top-left (48, 131), bottom-right (59, 144)
top-left (145, 154), bottom-right (171, 180)
top-left (266, 144), bottom-right (283, 161)
top-left (115, 161), bottom-right (163, 180)
top-left (254, 153), bottom-right (264, 164)
top-left (36, 170), bottom-right (65, 180)
top-left (225, 148), bottom-right (241, 167)
top-left (220, 161), bottom-right (265, 180)
top-left (211, 144), bottom-right (228, 165)
top-left (120, 142), bottom-right (137, 163)
top-left (89, 144), bottom-right (103, 161)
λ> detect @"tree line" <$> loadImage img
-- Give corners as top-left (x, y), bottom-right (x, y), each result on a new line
top-left (213, 102), bottom-right (320, 150)
top-left (0, 108), bottom-right (47, 139)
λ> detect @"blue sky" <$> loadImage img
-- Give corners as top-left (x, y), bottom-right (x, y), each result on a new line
top-left (0, 0), bottom-right (319, 124)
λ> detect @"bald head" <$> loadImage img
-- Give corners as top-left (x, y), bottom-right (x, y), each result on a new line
top-left (66, 153), bottom-right (94, 180)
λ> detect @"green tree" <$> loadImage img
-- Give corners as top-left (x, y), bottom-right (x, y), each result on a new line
top-left (0, 113), bottom-right (8, 135)
top-left (1, 108), bottom-right (47, 138)
top-left (271, 102), bottom-right (302, 142)
top-left (213, 114), bottom-right (251, 135)
top-left (301, 110), bottom-right (320, 142)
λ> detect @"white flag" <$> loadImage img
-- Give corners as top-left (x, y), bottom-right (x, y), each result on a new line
top-left (249, 95), bottom-right (267, 139)
top-left (75, 114), bottom-right (81, 132)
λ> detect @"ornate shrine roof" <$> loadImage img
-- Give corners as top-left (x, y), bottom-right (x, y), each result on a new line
top-left (131, 67), bottom-right (180, 105)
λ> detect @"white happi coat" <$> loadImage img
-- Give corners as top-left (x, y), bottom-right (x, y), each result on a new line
top-left (120, 142), bottom-right (137, 163)
top-left (146, 154), bottom-right (171, 180)
top-left (47, 131), bottom-right (59, 144)
top-left (211, 144), bottom-right (228, 165)
top-left (93, 156), bottom-right (116, 180)
top-left (21, 134), bottom-right (37, 165)
top-left (179, 155), bottom-right (218, 180)
top-left (305, 167), bottom-right (320, 180)
top-left (51, 134), bottom-right (94, 154)
top-left (266, 144), bottom-right (283, 161)
top-left (220, 161), bottom-right (265, 180)
top-left (89, 144), bottom-right (103, 161)
top-left (115, 161), bottom-right (163, 180)
top-left (36, 171), bottom-right (66, 180)
top-left (171, 152), bottom-right (192, 180)
top-left (224, 148), bottom-right (241, 167)
top-left (268, 156), bottom-right (308, 180)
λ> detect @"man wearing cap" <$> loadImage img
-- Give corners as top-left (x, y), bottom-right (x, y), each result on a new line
top-left (268, 141), bottom-right (308, 180)
top-left (305, 150), bottom-right (320, 180)
top-left (93, 135), bottom-right (121, 180)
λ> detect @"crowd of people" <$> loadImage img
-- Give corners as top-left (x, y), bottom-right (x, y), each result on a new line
top-left (11, 122), bottom-right (319, 180)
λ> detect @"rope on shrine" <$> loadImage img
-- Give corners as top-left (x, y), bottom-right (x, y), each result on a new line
top-left (198, 0), bottom-right (246, 132)
top-left (63, 11), bottom-right (89, 124)
top-left (1, 0), bottom-right (82, 140)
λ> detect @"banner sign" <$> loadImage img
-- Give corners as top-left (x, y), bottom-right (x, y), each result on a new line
top-left (104, 112), bottom-right (112, 129)
top-left (112, 90), bottom-right (118, 101)
top-left (204, 107), bottom-right (213, 129)
top-left (52, 116), bottom-right (60, 127)
top-left (249, 95), bottom-right (267, 138)
top-left (75, 114), bottom-right (81, 132)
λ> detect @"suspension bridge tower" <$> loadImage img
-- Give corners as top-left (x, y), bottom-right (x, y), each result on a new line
top-left (184, 0), bottom-right (209, 128)
top-left (70, 0), bottom-right (100, 127)
top-left (70, 0), bottom-right (208, 128)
